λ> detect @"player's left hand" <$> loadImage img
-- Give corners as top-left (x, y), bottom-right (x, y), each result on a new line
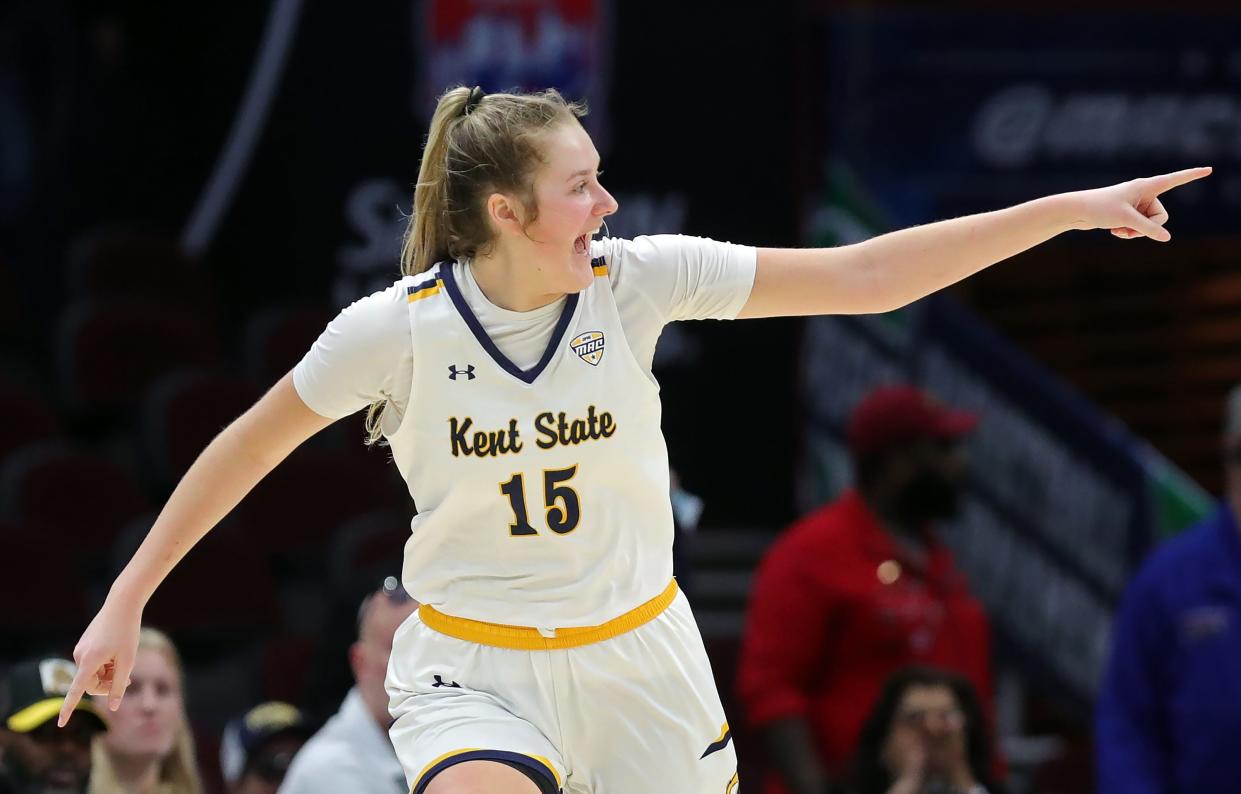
top-left (1068, 166), bottom-right (1212, 242)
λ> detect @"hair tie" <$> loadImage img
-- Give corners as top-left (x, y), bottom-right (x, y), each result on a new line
top-left (463, 86), bottom-right (485, 116)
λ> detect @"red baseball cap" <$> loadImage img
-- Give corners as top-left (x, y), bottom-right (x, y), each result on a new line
top-left (846, 385), bottom-right (978, 458)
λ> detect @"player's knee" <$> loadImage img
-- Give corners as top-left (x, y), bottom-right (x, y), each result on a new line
top-left (422, 759), bottom-right (546, 794)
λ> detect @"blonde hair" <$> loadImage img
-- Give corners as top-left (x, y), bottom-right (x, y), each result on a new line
top-left (89, 628), bottom-right (203, 794)
top-left (363, 85), bottom-right (587, 444)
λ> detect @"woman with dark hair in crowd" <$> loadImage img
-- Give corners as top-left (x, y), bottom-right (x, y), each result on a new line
top-left (852, 667), bottom-right (1002, 794)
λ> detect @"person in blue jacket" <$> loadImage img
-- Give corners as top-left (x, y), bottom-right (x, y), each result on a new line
top-left (1096, 384), bottom-right (1241, 794)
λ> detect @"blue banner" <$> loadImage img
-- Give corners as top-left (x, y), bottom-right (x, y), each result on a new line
top-left (822, 10), bottom-right (1238, 231)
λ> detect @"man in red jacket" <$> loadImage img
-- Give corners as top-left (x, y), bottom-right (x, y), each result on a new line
top-left (737, 385), bottom-right (995, 794)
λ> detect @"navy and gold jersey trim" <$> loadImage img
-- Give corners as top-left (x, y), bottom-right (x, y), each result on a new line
top-left (726, 771), bottom-right (739, 793)
top-left (412, 748), bottom-right (562, 794)
top-left (406, 272), bottom-right (444, 303)
top-left (439, 264), bottom-right (579, 385)
top-left (700, 722), bottom-right (733, 759)
top-left (591, 255), bottom-right (608, 276)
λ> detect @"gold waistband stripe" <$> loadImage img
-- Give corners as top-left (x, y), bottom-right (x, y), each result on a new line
top-left (419, 579), bottom-right (679, 650)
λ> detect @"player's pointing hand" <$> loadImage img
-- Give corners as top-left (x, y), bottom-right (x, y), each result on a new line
top-left (1067, 166), bottom-right (1212, 242)
top-left (57, 599), bottom-right (141, 727)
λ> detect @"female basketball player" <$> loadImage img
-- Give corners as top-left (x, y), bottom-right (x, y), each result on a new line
top-left (59, 85), bottom-right (1209, 794)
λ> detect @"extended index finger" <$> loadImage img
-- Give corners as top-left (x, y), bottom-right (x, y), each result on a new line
top-left (56, 667), bottom-right (92, 728)
top-left (1149, 166), bottom-right (1213, 194)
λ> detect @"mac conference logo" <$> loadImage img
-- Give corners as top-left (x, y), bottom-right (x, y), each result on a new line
top-left (570, 330), bottom-right (605, 366)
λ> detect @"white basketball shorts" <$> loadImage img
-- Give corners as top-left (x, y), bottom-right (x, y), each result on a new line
top-left (386, 581), bottom-right (740, 793)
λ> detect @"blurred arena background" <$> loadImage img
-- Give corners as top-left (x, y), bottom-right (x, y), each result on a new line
top-left (2, 1), bottom-right (1238, 792)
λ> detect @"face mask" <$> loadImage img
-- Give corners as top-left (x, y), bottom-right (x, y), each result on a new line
top-left (893, 467), bottom-right (961, 524)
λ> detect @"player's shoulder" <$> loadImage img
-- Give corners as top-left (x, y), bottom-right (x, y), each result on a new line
top-left (342, 274), bottom-right (414, 313)
top-left (589, 236), bottom-right (622, 270)
top-left (590, 233), bottom-right (700, 261)
top-left (334, 276), bottom-right (408, 323)
top-left (316, 274), bottom-right (425, 356)
top-left (589, 234), bottom-right (691, 286)
top-left (402, 263), bottom-right (449, 304)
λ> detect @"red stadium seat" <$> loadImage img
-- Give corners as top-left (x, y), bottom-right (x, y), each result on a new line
top-left (55, 298), bottom-right (219, 415)
top-left (0, 441), bottom-right (148, 559)
top-left (141, 369), bottom-right (260, 489)
top-left (0, 380), bottom-right (60, 460)
top-left (328, 509), bottom-right (410, 601)
top-left (0, 521), bottom-right (90, 651)
top-left (235, 446), bottom-right (408, 564)
top-left (141, 518), bottom-right (279, 640)
top-left (192, 724), bottom-right (226, 794)
top-left (240, 304), bottom-right (335, 387)
top-left (66, 231), bottom-right (214, 316)
top-left (259, 632), bottom-right (317, 703)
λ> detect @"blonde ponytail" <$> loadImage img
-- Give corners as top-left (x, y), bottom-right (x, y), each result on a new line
top-left (400, 86), bottom-right (474, 276)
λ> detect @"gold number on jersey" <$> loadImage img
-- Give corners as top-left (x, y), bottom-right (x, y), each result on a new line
top-left (500, 465), bottom-right (580, 536)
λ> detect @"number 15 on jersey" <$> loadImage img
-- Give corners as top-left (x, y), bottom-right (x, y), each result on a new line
top-left (499, 465), bottom-right (581, 536)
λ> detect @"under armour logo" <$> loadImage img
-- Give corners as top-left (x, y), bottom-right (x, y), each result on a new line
top-left (448, 365), bottom-right (476, 381)
top-left (431, 675), bottom-right (461, 688)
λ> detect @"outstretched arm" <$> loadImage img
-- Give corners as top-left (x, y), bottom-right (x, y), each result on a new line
top-left (738, 168), bottom-right (1211, 319)
top-left (58, 372), bottom-right (335, 725)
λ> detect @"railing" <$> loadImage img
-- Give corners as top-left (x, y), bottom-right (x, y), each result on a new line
top-left (796, 296), bottom-right (1212, 710)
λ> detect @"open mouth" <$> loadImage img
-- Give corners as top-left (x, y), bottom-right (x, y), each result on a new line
top-left (574, 227), bottom-right (602, 255)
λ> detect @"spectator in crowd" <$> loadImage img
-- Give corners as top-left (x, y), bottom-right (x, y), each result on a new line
top-left (88, 628), bottom-right (201, 794)
top-left (0, 657), bottom-right (107, 794)
top-left (1095, 383), bottom-right (1241, 794)
top-left (737, 385), bottom-right (995, 794)
top-left (219, 703), bottom-right (311, 794)
top-left (278, 577), bottom-right (418, 794)
top-left (852, 667), bottom-right (1001, 794)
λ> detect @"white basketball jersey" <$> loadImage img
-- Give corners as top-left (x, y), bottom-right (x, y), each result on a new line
top-left (383, 255), bottom-right (674, 629)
